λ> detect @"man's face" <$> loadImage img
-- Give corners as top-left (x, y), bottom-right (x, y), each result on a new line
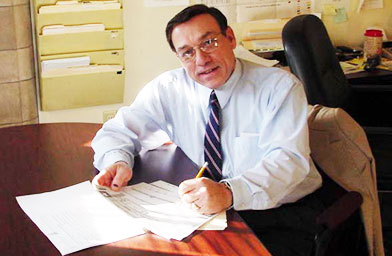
top-left (171, 14), bottom-right (237, 89)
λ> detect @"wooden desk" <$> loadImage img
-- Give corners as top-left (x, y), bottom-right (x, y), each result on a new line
top-left (0, 123), bottom-right (269, 256)
top-left (346, 68), bottom-right (392, 91)
top-left (345, 69), bottom-right (392, 127)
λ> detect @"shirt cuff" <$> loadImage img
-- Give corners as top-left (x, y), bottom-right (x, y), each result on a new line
top-left (223, 176), bottom-right (253, 210)
top-left (220, 180), bottom-right (234, 210)
top-left (101, 150), bottom-right (134, 170)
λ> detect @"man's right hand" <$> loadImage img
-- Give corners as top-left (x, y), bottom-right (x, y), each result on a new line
top-left (92, 161), bottom-right (133, 191)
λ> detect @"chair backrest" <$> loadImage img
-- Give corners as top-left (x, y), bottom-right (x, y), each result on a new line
top-left (308, 105), bottom-right (384, 256)
top-left (282, 15), bottom-right (351, 108)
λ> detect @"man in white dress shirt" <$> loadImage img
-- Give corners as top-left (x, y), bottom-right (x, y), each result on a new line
top-left (92, 4), bottom-right (323, 255)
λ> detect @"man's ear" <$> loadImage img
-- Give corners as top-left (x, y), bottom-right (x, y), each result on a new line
top-left (225, 26), bottom-right (237, 49)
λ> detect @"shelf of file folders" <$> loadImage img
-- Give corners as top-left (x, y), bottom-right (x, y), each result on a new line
top-left (33, 0), bottom-right (125, 111)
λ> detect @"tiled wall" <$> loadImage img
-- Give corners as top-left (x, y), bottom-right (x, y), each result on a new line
top-left (0, 0), bottom-right (38, 128)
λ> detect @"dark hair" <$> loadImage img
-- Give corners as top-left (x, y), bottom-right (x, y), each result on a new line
top-left (165, 4), bottom-right (228, 52)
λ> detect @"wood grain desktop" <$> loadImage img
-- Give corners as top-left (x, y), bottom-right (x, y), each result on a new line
top-left (0, 123), bottom-right (270, 256)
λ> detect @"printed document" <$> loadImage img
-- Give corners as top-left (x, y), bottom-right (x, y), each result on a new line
top-left (16, 180), bottom-right (226, 255)
top-left (95, 180), bottom-right (224, 240)
top-left (16, 181), bottom-right (145, 255)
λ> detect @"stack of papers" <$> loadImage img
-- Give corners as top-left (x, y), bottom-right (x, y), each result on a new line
top-left (41, 64), bottom-right (123, 77)
top-left (41, 56), bottom-right (91, 73)
top-left (242, 38), bottom-right (283, 53)
top-left (39, 0), bottom-right (121, 14)
top-left (340, 58), bottom-right (365, 74)
top-left (234, 45), bottom-right (279, 67)
top-left (96, 180), bottom-right (226, 240)
top-left (241, 18), bottom-right (288, 53)
top-left (16, 180), bottom-right (227, 255)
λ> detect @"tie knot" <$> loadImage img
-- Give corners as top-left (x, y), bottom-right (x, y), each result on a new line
top-left (209, 90), bottom-right (219, 106)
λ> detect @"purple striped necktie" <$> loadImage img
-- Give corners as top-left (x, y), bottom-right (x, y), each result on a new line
top-left (204, 90), bottom-right (223, 181)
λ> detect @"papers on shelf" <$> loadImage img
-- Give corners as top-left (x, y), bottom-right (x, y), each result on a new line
top-left (242, 38), bottom-right (283, 53)
top-left (16, 180), bottom-right (227, 255)
top-left (42, 24), bottom-right (105, 35)
top-left (234, 45), bottom-right (279, 67)
top-left (39, 0), bottom-right (121, 14)
top-left (241, 18), bottom-right (289, 42)
top-left (41, 64), bottom-right (123, 77)
top-left (41, 56), bottom-right (91, 72)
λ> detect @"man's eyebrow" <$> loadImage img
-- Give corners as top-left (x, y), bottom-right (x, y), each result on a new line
top-left (176, 31), bottom-right (217, 52)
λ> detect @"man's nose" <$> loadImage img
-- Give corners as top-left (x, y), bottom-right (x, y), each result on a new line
top-left (194, 49), bottom-right (211, 66)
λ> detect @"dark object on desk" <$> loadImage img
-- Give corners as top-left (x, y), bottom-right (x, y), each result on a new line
top-left (282, 14), bottom-right (386, 255)
top-left (335, 45), bottom-right (363, 61)
top-left (364, 56), bottom-right (381, 71)
top-left (382, 41), bottom-right (392, 59)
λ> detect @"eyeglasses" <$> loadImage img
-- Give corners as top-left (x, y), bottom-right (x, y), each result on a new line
top-left (176, 34), bottom-right (222, 63)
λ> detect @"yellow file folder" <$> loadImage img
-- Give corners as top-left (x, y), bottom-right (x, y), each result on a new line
top-left (40, 50), bottom-right (125, 67)
top-left (36, 9), bottom-right (123, 33)
top-left (38, 30), bottom-right (124, 55)
top-left (40, 65), bottom-right (124, 111)
top-left (33, 0), bottom-right (125, 111)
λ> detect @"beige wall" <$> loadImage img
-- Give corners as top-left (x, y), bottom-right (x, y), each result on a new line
top-left (323, 0), bottom-right (392, 47)
top-left (38, 0), bottom-right (391, 123)
top-left (124, 0), bottom-right (392, 105)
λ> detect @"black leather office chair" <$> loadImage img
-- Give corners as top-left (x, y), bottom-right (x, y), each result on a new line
top-left (282, 15), bottom-right (351, 109)
top-left (282, 15), bottom-right (388, 255)
top-left (282, 14), bottom-right (392, 192)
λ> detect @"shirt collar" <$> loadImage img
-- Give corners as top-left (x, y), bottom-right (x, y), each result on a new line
top-left (198, 59), bottom-right (242, 110)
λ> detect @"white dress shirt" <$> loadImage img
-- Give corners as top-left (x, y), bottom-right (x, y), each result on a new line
top-left (92, 59), bottom-right (322, 211)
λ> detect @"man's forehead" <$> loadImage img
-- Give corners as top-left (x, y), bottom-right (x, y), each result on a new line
top-left (171, 15), bottom-right (221, 50)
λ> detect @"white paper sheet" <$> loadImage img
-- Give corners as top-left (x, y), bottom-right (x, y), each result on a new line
top-left (96, 180), bottom-right (226, 240)
top-left (41, 64), bottom-right (123, 77)
top-left (314, 0), bottom-right (350, 13)
top-left (41, 56), bottom-right (91, 73)
top-left (144, 0), bottom-right (189, 7)
top-left (194, 0), bottom-right (315, 23)
top-left (42, 24), bottom-right (105, 35)
top-left (16, 180), bottom-right (227, 255)
top-left (194, 0), bottom-right (237, 23)
top-left (234, 45), bottom-right (279, 66)
top-left (16, 181), bottom-right (145, 255)
top-left (39, 1), bottom-right (121, 13)
top-left (236, 0), bottom-right (314, 23)
top-left (362, 0), bottom-right (383, 10)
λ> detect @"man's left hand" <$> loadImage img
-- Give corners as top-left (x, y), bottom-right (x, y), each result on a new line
top-left (178, 178), bottom-right (232, 215)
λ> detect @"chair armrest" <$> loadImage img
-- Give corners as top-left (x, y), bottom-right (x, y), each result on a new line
top-left (317, 191), bottom-right (363, 231)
